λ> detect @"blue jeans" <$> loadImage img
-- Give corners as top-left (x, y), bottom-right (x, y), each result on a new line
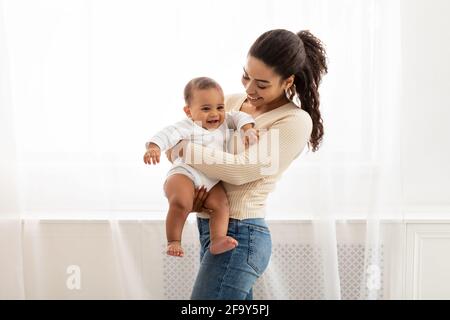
top-left (191, 217), bottom-right (272, 300)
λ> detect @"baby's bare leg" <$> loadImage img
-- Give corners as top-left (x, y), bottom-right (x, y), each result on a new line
top-left (204, 182), bottom-right (238, 255)
top-left (163, 174), bottom-right (195, 257)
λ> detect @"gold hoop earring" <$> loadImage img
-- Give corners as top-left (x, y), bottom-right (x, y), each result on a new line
top-left (285, 85), bottom-right (301, 108)
top-left (284, 87), bottom-right (292, 100)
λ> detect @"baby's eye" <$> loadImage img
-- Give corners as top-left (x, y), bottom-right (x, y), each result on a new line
top-left (217, 106), bottom-right (224, 110)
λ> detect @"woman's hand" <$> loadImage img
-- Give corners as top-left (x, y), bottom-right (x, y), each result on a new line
top-left (165, 140), bottom-right (188, 163)
top-left (192, 186), bottom-right (213, 214)
top-left (165, 149), bottom-right (174, 163)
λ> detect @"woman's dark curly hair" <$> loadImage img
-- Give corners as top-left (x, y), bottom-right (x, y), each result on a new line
top-left (249, 29), bottom-right (328, 152)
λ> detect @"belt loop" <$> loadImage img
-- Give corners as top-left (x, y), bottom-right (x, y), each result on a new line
top-left (197, 217), bottom-right (202, 234)
top-left (229, 218), bottom-right (236, 234)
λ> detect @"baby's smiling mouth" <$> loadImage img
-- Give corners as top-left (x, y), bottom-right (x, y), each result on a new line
top-left (207, 119), bottom-right (220, 124)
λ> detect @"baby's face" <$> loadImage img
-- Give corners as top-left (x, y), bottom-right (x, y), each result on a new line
top-left (185, 88), bottom-right (225, 130)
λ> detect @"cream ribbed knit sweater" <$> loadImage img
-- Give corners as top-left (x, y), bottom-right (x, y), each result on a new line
top-left (185, 93), bottom-right (313, 220)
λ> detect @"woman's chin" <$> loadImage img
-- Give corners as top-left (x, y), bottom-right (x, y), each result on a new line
top-left (247, 97), bottom-right (263, 106)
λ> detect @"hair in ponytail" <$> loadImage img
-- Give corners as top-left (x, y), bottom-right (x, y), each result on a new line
top-left (249, 29), bottom-right (328, 152)
top-left (295, 31), bottom-right (327, 152)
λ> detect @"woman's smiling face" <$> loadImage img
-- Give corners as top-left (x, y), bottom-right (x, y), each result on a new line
top-left (241, 55), bottom-right (287, 107)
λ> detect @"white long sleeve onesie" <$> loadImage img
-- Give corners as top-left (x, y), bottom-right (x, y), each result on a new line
top-left (147, 111), bottom-right (255, 191)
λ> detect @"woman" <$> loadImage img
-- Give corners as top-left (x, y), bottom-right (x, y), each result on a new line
top-left (172, 29), bottom-right (327, 299)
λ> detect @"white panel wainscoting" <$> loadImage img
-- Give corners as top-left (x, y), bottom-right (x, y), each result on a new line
top-left (405, 223), bottom-right (450, 299)
top-left (14, 219), bottom-right (450, 299)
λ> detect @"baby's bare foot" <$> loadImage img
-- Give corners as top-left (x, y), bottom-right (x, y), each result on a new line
top-left (210, 236), bottom-right (238, 255)
top-left (166, 241), bottom-right (184, 257)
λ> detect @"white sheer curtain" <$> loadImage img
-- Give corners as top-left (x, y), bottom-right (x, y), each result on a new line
top-left (0, 0), bottom-right (403, 299)
top-left (296, 0), bottom-right (404, 299)
top-left (0, 0), bottom-right (25, 299)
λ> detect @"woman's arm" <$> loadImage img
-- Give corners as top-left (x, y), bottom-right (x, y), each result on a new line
top-left (184, 112), bottom-right (313, 185)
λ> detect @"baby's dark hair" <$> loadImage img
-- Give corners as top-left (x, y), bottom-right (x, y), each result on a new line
top-left (184, 77), bottom-right (223, 105)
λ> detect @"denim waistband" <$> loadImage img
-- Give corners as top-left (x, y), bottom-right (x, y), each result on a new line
top-left (197, 217), bottom-right (269, 234)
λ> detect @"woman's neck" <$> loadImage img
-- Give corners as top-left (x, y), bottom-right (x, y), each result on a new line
top-left (255, 94), bottom-right (290, 114)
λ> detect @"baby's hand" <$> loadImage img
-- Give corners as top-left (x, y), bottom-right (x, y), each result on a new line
top-left (245, 128), bottom-right (259, 147)
top-left (240, 124), bottom-right (259, 148)
top-left (143, 143), bottom-right (161, 165)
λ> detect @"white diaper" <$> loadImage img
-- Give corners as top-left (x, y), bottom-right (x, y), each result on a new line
top-left (166, 163), bottom-right (219, 192)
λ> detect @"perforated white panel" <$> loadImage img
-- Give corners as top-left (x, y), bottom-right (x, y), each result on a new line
top-left (162, 243), bottom-right (384, 300)
top-left (338, 244), bottom-right (384, 300)
top-left (162, 243), bottom-right (200, 300)
top-left (253, 244), bottom-right (325, 300)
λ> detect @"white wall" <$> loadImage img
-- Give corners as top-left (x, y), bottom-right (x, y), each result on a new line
top-left (401, 0), bottom-right (450, 214)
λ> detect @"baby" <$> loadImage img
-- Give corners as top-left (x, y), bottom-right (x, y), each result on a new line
top-left (143, 77), bottom-right (258, 257)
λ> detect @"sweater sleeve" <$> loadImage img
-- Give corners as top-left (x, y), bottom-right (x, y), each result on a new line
top-left (184, 112), bottom-right (313, 185)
